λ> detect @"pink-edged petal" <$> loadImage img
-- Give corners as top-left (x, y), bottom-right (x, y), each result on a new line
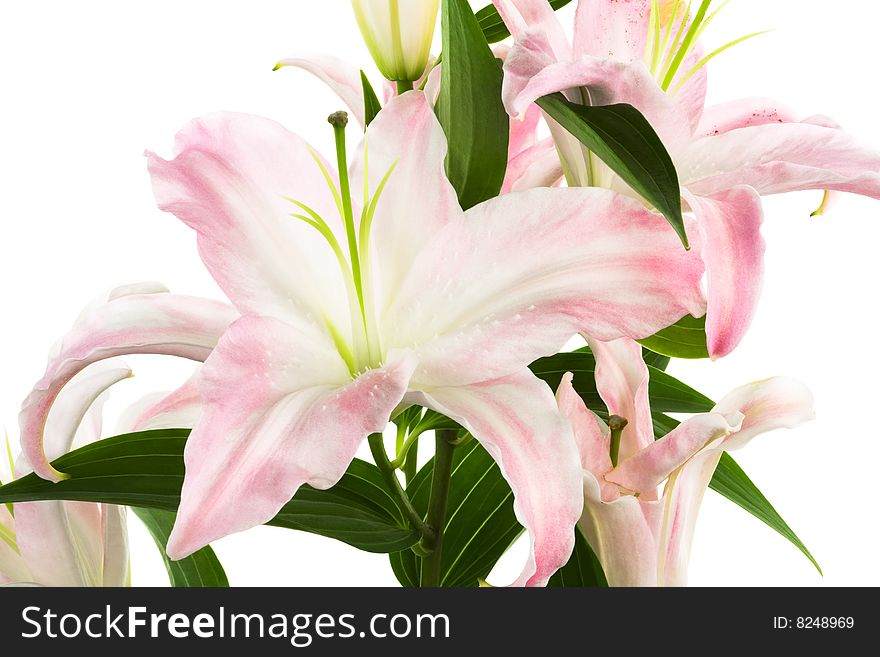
top-left (504, 56), bottom-right (693, 152)
top-left (606, 411), bottom-right (742, 494)
top-left (409, 369), bottom-right (582, 587)
top-left (100, 505), bottom-right (130, 587)
top-left (502, 137), bottom-right (564, 193)
top-left (712, 377), bottom-right (815, 451)
top-left (655, 377), bottom-right (814, 585)
top-left (683, 186), bottom-right (766, 359)
top-left (655, 448), bottom-right (720, 586)
top-left (350, 92), bottom-right (462, 301)
top-left (147, 112), bottom-right (351, 335)
top-left (390, 187), bottom-right (706, 388)
top-left (680, 121), bottom-right (880, 200)
top-left (166, 315), bottom-right (416, 559)
top-left (555, 373), bottom-right (617, 500)
top-left (274, 54), bottom-right (366, 127)
top-left (586, 337), bottom-right (655, 463)
top-left (697, 97), bottom-right (801, 137)
top-left (492, 0), bottom-right (571, 60)
top-left (509, 104), bottom-right (543, 158)
top-left (573, 0), bottom-right (653, 62)
top-left (579, 474), bottom-right (663, 587)
top-left (0, 506), bottom-right (32, 585)
top-left (118, 373), bottom-right (202, 433)
top-left (19, 285), bottom-right (236, 482)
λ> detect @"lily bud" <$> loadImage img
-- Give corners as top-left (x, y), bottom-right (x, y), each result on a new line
top-left (351, 0), bottom-right (438, 83)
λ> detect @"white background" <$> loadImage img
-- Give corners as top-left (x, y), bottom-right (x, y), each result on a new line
top-left (1, 0), bottom-right (878, 587)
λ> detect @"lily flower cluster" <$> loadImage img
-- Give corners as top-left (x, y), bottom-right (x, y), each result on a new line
top-left (2, 0), bottom-right (877, 588)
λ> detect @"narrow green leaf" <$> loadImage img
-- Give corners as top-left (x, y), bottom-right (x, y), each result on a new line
top-left (439, 0), bottom-right (509, 209)
top-left (390, 439), bottom-right (522, 587)
top-left (642, 347), bottom-right (671, 371)
top-left (653, 413), bottom-right (821, 574)
top-left (536, 94), bottom-right (689, 249)
top-left (132, 507), bottom-right (229, 587)
top-left (639, 314), bottom-right (711, 359)
top-left (712, 452), bottom-right (822, 575)
top-left (0, 430), bottom-right (420, 554)
top-left (360, 70), bottom-right (382, 127)
top-left (530, 350), bottom-right (714, 415)
top-left (547, 527), bottom-right (608, 587)
top-left (476, 0), bottom-right (574, 43)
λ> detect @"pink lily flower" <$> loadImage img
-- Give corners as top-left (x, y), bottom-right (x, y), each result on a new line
top-left (556, 338), bottom-right (814, 585)
top-left (2, 362), bottom-right (132, 586)
top-left (493, 0), bottom-right (880, 358)
top-left (19, 90), bottom-right (706, 586)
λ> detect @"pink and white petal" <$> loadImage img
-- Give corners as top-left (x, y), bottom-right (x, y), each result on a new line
top-left (0, 506), bottom-right (32, 585)
top-left (683, 187), bottom-right (766, 359)
top-left (712, 377), bottom-right (815, 451)
top-left (28, 362), bottom-right (131, 468)
top-left (586, 337), bottom-right (655, 463)
top-left (18, 286), bottom-right (236, 482)
top-left (147, 112), bottom-right (351, 334)
top-left (165, 316), bottom-right (416, 559)
top-left (349, 92), bottom-right (463, 302)
top-left (274, 54), bottom-right (366, 128)
top-left (118, 373), bottom-right (202, 434)
top-left (391, 187), bottom-right (706, 388)
top-left (409, 369), bottom-right (582, 587)
top-left (509, 104), bottom-right (543, 158)
top-left (656, 447), bottom-right (721, 586)
top-left (606, 411), bottom-right (742, 495)
top-left (100, 505), bottom-right (130, 587)
top-left (573, 0), bottom-right (653, 62)
top-left (555, 373), bottom-right (616, 500)
top-left (506, 56), bottom-right (693, 152)
top-left (492, 0), bottom-right (571, 60)
top-left (12, 500), bottom-right (98, 586)
top-left (697, 97), bottom-right (801, 137)
top-left (579, 474), bottom-right (664, 587)
top-left (680, 121), bottom-right (880, 199)
top-left (502, 137), bottom-right (564, 193)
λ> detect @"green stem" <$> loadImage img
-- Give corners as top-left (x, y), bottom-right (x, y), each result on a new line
top-left (368, 433), bottom-right (433, 540)
top-left (403, 437), bottom-right (419, 486)
top-left (396, 80), bottom-right (414, 94)
top-left (419, 429), bottom-right (457, 587)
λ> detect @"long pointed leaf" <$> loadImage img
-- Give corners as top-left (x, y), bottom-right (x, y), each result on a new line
top-left (536, 94), bottom-right (689, 249)
top-left (0, 430), bottom-right (420, 554)
top-left (132, 507), bottom-right (229, 587)
top-left (639, 314), bottom-right (710, 359)
top-left (475, 0), bottom-right (574, 43)
top-left (439, 0), bottom-right (509, 209)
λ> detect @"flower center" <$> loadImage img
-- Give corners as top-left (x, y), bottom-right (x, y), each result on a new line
top-left (285, 111), bottom-right (397, 376)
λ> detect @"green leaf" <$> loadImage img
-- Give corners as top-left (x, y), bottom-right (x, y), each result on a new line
top-left (642, 347), bottom-right (671, 371)
top-left (638, 314), bottom-right (710, 359)
top-left (360, 70), bottom-right (382, 127)
top-left (536, 94), bottom-right (689, 249)
top-left (530, 350), bottom-right (714, 415)
top-left (0, 430), bottom-right (420, 555)
top-left (132, 507), bottom-right (229, 587)
top-left (653, 413), bottom-right (821, 574)
top-left (711, 453), bottom-right (822, 575)
top-left (439, 0), bottom-right (509, 209)
top-left (390, 439), bottom-right (522, 587)
top-left (476, 0), bottom-right (574, 43)
top-left (547, 527), bottom-right (608, 587)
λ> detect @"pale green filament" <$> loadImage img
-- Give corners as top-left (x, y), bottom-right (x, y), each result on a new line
top-left (643, 0), bottom-right (767, 95)
top-left (285, 113), bottom-right (398, 375)
top-left (661, 0), bottom-right (713, 90)
top-left (0, 520), bottom-right (18, 553)
top-left (669, 30), bottom-right (770, 95)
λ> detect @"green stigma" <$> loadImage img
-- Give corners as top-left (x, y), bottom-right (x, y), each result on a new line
top-left (284, 112), bottom-right (398, 376)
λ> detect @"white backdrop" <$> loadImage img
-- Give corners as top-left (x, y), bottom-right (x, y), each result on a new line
top-left (1, 0), bottom-right (878, 587)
